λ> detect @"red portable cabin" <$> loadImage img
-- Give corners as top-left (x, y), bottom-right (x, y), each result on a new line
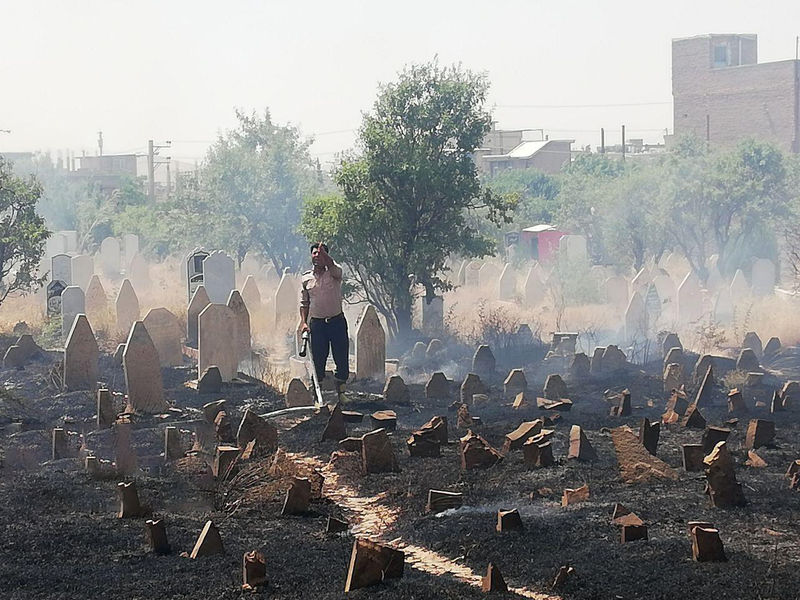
top-left (519, 224), bottom-right (566, 263)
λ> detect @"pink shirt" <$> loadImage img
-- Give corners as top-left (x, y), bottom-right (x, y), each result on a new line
top-left (299, 262), bottom-right (344, 319)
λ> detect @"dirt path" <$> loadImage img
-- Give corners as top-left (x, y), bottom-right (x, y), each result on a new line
top-left (288, 451), bottom-right (560, 599)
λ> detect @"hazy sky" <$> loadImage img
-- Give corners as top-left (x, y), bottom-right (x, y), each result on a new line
top-left (3, 0), bottom-right (800, 167)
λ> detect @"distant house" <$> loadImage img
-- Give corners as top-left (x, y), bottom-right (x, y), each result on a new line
top-left (673, 33), bottom-right (800, 152)
top-left (519, 224), bottom-right (566, 262)
top-left (481, 139), bottom-right (574, 176)
top-left (473, 123), bottom-right (573, 175)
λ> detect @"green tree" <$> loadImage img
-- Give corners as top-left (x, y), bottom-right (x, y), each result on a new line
top-left (199, 109), bottom-right (322, 271)
top-left (658, 137), bottom-right (788, 282)
top-left (301, 61), bottom-right (515, 336)
top-left (0, 157), bottom-right (50, 305)
top-left (487, 167), bottom-right (560, 225)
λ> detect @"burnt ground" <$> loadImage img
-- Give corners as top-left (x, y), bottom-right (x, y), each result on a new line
top-left (1, 334), bottom-right (800, 600)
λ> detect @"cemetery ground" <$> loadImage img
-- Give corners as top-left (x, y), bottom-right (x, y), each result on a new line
top-left (1, 333), bottom-right (800, 600)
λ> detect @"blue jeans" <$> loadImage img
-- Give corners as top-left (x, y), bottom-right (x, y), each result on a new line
top-left (309, 314), bottom-right (349, 383)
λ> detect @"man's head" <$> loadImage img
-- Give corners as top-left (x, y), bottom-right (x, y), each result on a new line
top-left (311, 242), bottom-right (329, 266)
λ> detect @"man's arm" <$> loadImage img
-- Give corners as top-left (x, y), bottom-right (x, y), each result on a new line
top-left (299, 282), bottom-right (310, 332)
top-left (317, 243), bottom-right (342, 279)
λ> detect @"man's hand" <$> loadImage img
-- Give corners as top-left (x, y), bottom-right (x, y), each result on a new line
top-left (317, 242), bottom-right (333, 267)
top-left (300, 321), bottom-right (310, 334)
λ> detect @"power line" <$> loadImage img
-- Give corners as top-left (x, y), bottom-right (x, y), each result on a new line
top-left (496, 101), bottom-right (671, 109)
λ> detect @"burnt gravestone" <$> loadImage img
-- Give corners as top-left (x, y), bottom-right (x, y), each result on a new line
top-left (63, 314), bottom-right (98, 391)
top-left (122, 321), bottom-right (167, 413)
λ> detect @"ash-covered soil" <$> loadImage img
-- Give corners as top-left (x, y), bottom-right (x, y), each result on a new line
top-left (1, 339), bottom-right (800, 600)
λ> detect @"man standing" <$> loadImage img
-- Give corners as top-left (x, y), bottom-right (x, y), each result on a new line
top-left (299, 242), bottom-right (349, 397)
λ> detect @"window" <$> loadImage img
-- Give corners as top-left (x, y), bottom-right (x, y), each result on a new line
top-left (713, 44), bottom-right (729, 67)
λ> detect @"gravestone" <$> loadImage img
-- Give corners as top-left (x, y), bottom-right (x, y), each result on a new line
top-left (742, 331), bottom-right (763, 358)
top-left (274, 268), bottom-right (297, 325)
top-left (51, 253), bottom-right (72, 286)
top-left (285, 378), bottom-right (314, 407)
top-left (60, 286), bottom-right (85, 340)
top-left (652, 274), bottom-right (676, 320)
top-left (46, 280), bottom-right (67, 317)
top-left (241, 275), bottom-right (262, 314)
top-left (46, 234), bottom-right (67, 257)
top-left (187, 285), bottom-right (211, 347)
top-left (70, 254), bottom-right (94, 290)
top-left (472, 345), bottom-right (496, 378)
top-left (355, 305), bottom-right (385, 381)
top-left (729, 269), bottom-right (750, 299)
top-left (624, 291), bottom-right (647, 342)
top-left (523, 265), bottom-right (545, 305)
top-left (127, 252), bottom-right (150, 291)
top-left (465, 260), bottom-right (481, 286)
top-left (604, 276), bottom-right (629, 307)
top-left (99, 237), bottom-right (121, 277)
top-left (143, 308), bottom-right (183, 367)
top-left (123, 321), bottom-right (167, 413)
top-left (421, 295), bottom-right (443, 332)
top-left (186, 248), bottom-right (210, 300)
top-left (714, 289), bottom-right (734, 323)
top-left (478, 262), bottom-right (501, 288)
top-left (115, 279), bottom-right (140, 336)
top-left (559, 234), bottom-right (588, 262)
top-left (677, 272), bottom-right (703, 324)
top-left (84, 275), bottom-right (107, 323)
top-left (240, 252), bottom-right (261, 278)
top-left (227, 290), bottom-right (251, 362)
top-left (122, 233), bottom-right (140, 269)
top-left (497, 264), bottom-right (516, 300)
top-left (63, 314), bottom-right (98, 391)
top-left (198, 304), bottom-right (238, 382)
top-left (202, 251), bottom-right (236, 304)
top-left (751, 258), bottom-right (775, 296)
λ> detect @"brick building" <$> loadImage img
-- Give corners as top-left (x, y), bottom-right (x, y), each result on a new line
top-left (672, 34), bottom-right (800, 152)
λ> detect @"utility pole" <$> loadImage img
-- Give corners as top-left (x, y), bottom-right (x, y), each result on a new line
top-left (600, 128), bottom-right (605, 153)
top-left (621, 125), bottom-right (626, 160)
top-left (147, 139), bottom-right (171, 202)
top-left (97, 131), bottom-right (103, 156)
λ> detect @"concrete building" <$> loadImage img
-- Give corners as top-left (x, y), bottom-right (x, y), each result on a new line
top-left (672, 34), bottom-right (800, 152)
top-left (474, 123), bottom-right (573, 176)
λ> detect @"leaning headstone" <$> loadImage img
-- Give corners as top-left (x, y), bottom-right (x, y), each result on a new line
top-left (60, 286), bottom-right (85, 340)
top-left (736, 348), bottom-right (760, 372)
top-left (624, 290), bottom-right (647, 342)
top-left (240, 275), bottom-right (262, 315)
top-left (115, 279), bottom-right (140, 335)
top-left (190, 520), bottom-right (224, 559)
top-left (344, 539), bottom-right (404, 593)
top-left (281, 477), bottom-right (311, 515)
top-left (63, 315), bottom-right (98, 391)
top-left (123, 321), bottom-right (167, 413)
top-left (117, 481), bottom-right (143, 518)
top-left (202, 251), bottom-right (236, 304)
top-left (472, 345), bottom-right (496, 378)
top-left (187, 285), bottom-right (211, 347)
top-left (612, 426), bottom-right (677, 483)
top-left (763, 337), bottom-right (781, 360)
top-left (478, 262), bottom-right (502, 288)
top-left (146, 519), bottom-right (171, 555)
top-left (497, 264), bottom-right (516, 300)
top-left (742, 332), bottom-right (763, 359)
top-left (523, 265), bottom-right (545, 306)
top-left (227, 290), bottom-right (251, 363)
top-left (729, 268), bottom-right (750, 299)
top-left (568, 425), bottom-right (597, 461)
top-left (127, 252), bottom-right (150, 292)
top-left (569, 353), bottom-right (590, 379)
top-left (198, 304), bottom-right (238, 382)
top-left (84, 275), bottom-right (108, 324)
top-left (663, 363), bottom-right (684, 394)
top-left (97, 388), bottom-right (115, 429)
top-left (143, 308), bottom-right (183, 367)
top-left (503, 369), bottom-right (527, 398)
top-left (677, 271), bottom-right (703, 324)
top-left (745, 419), bottom-right (775, 449)
top-left (481, 563), bottom-right (508, 593)
top-left (664, 347), bottom-right (683, 370)
top-left (691, 526), bottom-right (727, 562)
top-left (354, 305), bottom-right (385, 381)
top-left (198, 366), bottom-right (223, 394)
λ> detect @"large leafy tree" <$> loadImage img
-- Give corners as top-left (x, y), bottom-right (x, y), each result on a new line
top-left (658, 137), bottom-right (787, 282)
top-left (301, 61), bottom-right (515, 336)
top-left (0, 157), bottom-right (50, 305)
top-left (200, 109), bottom-right (322, 271)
